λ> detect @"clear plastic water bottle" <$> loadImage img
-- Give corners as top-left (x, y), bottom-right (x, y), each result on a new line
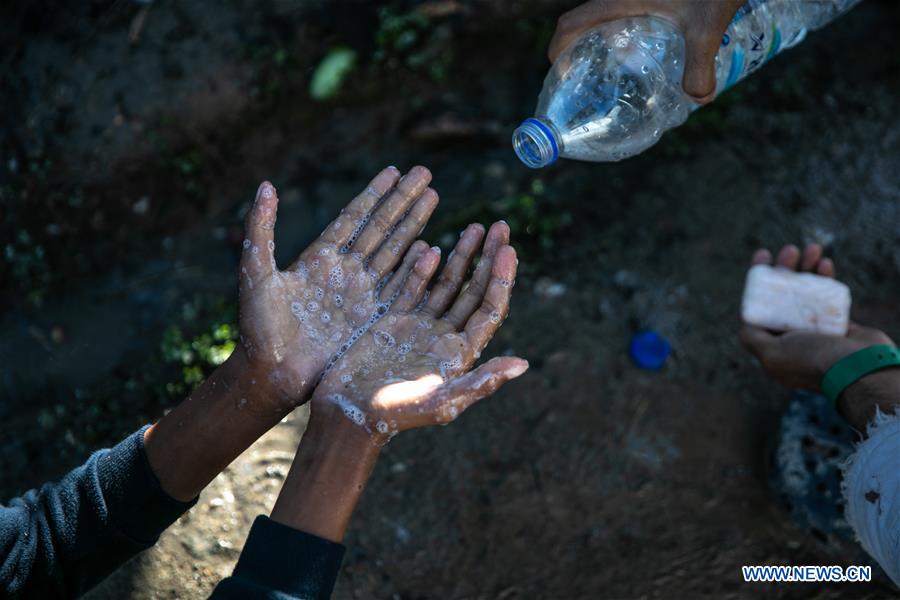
top-left (513, 0), bottom-right (862, 167)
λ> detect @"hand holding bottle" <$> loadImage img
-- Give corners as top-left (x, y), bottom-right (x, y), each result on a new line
top-left (516, 0), bottom-right (862, 166)
top-left (549, 0), bottom-right (744, 102)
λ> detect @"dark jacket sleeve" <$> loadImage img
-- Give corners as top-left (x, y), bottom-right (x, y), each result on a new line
top-left (0, 425), bottom-right (196, 598)
top-left (210, 516), bottom-right (345, 600)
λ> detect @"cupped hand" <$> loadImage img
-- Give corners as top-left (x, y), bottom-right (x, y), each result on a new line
top-left (312, 221), bottom-right (529, 442)
top-left (238, 166), bottom-right (441, 413)
top-left (548, 0), bottom-right (744, 102)
top-left (739, 243), bottom-right (895, 390)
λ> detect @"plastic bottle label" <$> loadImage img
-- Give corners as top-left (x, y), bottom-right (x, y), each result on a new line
top-left (724, 48), bottom-right (745, 90)
top-left (730, 0), bottom-right (760, 25)
top-left (723, 13), bottom-right (782, 90)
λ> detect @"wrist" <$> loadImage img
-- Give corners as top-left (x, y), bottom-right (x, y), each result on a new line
top-left (270, 404), bottom-right (381, 542)
top-left (837, 367), bottom-right (900, 434)
top-left (299, 402), bottom-right (383, 470)
top-left (225, 343), bottom-right (278, 398)
top-left (144, 344), bottom-right (290, 502)
top-left (234, 343), bottom-right (316, 418)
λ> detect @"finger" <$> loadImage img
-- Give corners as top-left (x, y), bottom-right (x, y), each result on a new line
top-left (351, 166), bottom-right (432, 257)
top-left (463, 245), bottom-right (517, 355)
top-left (751, 248), bottom-right (772, 265)
top-left (316, 167), bottom-right (401, 250)
top-left (379, 241), bottom-right (429, 302)
top-left (846, 322), bottom-right (886, 340)
top-left (739, 324), bottom-right (778, 361)
top-left (548, 1), bottom-right (636, 63)
top-left (368, 188), bottom-right (439, 278)
top-left (849, 323), bottom-right (895, 346)
top-left (428, 357), bottom-right (529, 424)
top-left (847, 321), bottom-right (866, 337)
top-left (682, 30), bottom-right (721, 102)
top-left (683, 0), bottom-right (743, 101)
top-left (775, 244), bottom-right (801, 270)
top-left (817, 257), bottom-right (835, 278)
top-left (423, 223), bottom-right (486, 317)
top-left (391, 246), bottom-right (441, 312)
top-left (444, 221), bottom-right (510, 328)
top-left (800, 243), bottom-right (823, 273)
top-left (241, 181), bottom-right (279, 285)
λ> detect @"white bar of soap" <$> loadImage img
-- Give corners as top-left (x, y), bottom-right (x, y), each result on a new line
top-left (741, 264), bottom-right (851, 335)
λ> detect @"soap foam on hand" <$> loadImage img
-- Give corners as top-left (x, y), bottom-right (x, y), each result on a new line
top-left (741, 264), bottom-right (851, 336)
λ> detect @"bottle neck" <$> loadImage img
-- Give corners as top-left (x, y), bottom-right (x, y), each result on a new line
top-left (513, 118), bottom-right (559, 169)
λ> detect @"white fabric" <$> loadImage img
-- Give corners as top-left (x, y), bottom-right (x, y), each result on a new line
top-left (842, 408), bottom-right (900, 587)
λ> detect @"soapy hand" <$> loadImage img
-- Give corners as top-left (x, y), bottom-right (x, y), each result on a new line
top-left (311, 221), bottom-right (528, 441)
top-left (740, 243), bottom-right (894, 390)
top-left (548, 0), bottom-right (745, 102)
top-left (237, 166), bottom-right (440, 414)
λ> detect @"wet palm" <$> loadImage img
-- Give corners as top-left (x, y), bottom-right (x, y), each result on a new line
top-left (237, 167), bottom-right (440, 412)
top-left (239, 247), bottom-right (381, 400)
top-left (312, 222), bottom-right (528, 441)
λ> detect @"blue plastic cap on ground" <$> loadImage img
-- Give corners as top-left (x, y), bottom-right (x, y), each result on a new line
top-left (629, 331), bottom-right (672, 370)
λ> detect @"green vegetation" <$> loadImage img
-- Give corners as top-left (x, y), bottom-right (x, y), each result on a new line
top-left (170, 148), bottom-right (205, 196)
top-left (310, 47), bottom-right (357, 100)
top-left (31, 294), bottom-right (238, 460)
top-left (3, 227), bottom-right (50, 308)
top-left (27, 158), bottom-right (54, 183)
top-left (246, 43), bottom-right (293, 107)
top-left (159, 294), bottom-right (239, 395)
top-left (515, 15), bottom-right (557, 58)
top-left (161, 321), bottom-right (238, 396)
top-left (497, 179), bottom-right (573, 252)
top-left (373, 6), bottom-right (453, 81)
top-left (434, 178), bottom-right (572, 263)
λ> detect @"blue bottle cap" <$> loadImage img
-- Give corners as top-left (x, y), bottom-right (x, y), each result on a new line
top-left (629, 331), bottom-right (671, 370)
top-left (512, 118), bottom-right (559, 168)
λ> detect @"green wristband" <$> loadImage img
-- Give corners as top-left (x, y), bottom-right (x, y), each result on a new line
top-left (821, 344), bottom-right (900, 404)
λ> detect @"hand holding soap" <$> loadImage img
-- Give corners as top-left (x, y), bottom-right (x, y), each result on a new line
top-left (741, 264), bottom-right (851, 335)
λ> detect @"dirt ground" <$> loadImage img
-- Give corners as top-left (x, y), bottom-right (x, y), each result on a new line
top-left (1, 1), bottom-right (899, 598)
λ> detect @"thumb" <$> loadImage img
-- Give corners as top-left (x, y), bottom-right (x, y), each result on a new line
top-left (241, 181), bottom-right (279, 288)
top-left (847, 321), bottom-right (896, 346)
top-left (847, 321), bottom-right (868, 338)
top-left (739, 324), bottom-right (778, 363)
top-left (681, 29), bottom-right (722, 103)
top-left (428, 357), bottom-right (529, 423)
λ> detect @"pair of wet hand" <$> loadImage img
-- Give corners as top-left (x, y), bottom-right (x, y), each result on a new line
top-left (238, 166), bottom-right (528, 442)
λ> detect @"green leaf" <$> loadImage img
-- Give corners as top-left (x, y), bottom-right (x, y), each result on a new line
top-left (310, 47), bottom-right (357, 100)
